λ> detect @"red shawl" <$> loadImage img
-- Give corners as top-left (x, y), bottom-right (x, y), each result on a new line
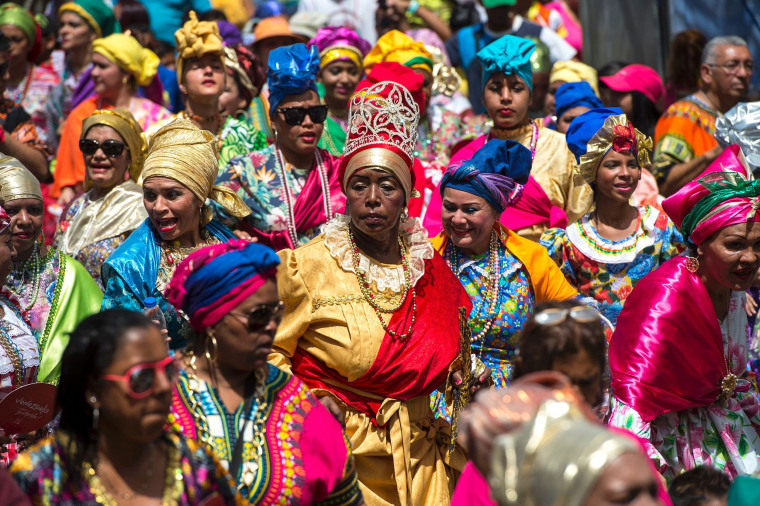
top-left (610, 256), bottom-right (725, 422)
top-left (291, 252), bottom-right (472, 426)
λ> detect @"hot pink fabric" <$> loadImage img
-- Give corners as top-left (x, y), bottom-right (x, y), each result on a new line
top-left (662, 145), bottom-right (758, 245)
top-left (450, 462), bottom-right (496, 506)
top-left (599, 64), bottom-right (664, 105)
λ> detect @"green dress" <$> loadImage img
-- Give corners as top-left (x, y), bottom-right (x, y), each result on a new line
top-left (318, 115), bottom-right (348, 156)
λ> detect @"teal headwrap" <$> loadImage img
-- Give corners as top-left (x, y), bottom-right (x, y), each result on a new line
top-left (477, 34), bottom-right (536, 91)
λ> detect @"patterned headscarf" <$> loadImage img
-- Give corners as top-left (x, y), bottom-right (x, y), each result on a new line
top-left (141, 119), bottom-right (250, 224)
top-left (440, 139), bottom-right (531, 213)
top-left (477, 34), bottom-right (535, 91)
top-left (82, 109), bottom-right (146, 184)
top-left (166, 240), bottom-right (280, 332)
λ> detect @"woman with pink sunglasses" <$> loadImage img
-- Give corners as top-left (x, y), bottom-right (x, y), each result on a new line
top-left (9, 310), bottom-right (240, 504)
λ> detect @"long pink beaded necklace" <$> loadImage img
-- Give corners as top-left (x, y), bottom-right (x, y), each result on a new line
top-left (274, 148), bottom-right (332, 247)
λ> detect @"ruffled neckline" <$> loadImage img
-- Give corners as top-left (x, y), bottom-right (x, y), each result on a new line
top-left (323, 214), bottom-right (434, 293)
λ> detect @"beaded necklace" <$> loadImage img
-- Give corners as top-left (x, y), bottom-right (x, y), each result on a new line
top-left (0, 296), bottom-right (27, 386)
top-left (447, 230), bottom-right (501, 357)
top-left (11, 242), bottom-right (42, 312)
top-left (347, 228), bottom-right (417, 340)
top-left (182, 352), bottom-right (268, 491)
top-left (274, 148), bottom-right (332, 247)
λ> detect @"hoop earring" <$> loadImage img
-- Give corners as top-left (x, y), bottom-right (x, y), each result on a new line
top-left (205, 331), bottom-right (218, 364)
top-left (685, 256), bottom-right (699, 273)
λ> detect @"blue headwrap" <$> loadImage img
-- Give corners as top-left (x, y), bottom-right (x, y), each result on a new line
top-left (267, 43), bottom-right (320, 117)
top-left (477, 35), bottom-right (536, 91)
top-left (555, 81), bottom-right (603, 121)
top-left (440, 139), bottom-right (532, 213)
top-left (565, 107), bottom-right (623, 162)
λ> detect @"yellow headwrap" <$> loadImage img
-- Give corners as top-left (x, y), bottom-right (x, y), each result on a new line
top-left (92, 33), bottom-right (159, 86)
top-left (81, 109), bottom-right (146, 185)
top-left (549, 60), bottom-right (599, 97)
top-left (141, 119), bottom-right (250, 224)
top-left (0, 156), bottom-right (42, 203)
top-left (175, 10), bottom-right (224, 82)
top-left (363, 30), bottom-right (433, 75)
top-left (321, 47), bottom-right (363, 70)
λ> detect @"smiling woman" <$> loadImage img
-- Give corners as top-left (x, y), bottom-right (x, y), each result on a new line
top-left (608, 145), bottom-right (760, 481)
top-left (212, 43), bottom-right (345, 250)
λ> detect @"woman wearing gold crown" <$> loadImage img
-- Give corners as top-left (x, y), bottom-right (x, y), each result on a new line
top-left (269, 77), bottom-right (490, 505)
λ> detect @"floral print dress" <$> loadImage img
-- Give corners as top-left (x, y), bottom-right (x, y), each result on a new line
top-left (540, 205), bottom-right (684, 328)
top-left (609, 291), bottom-right (760, 480)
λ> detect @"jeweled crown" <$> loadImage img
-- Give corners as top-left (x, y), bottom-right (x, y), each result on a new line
top-left (343, 81), bottom-right (419, 162)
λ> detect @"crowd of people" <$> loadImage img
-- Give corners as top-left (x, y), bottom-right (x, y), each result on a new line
top-left (0, 0), bottom-right (756, 504)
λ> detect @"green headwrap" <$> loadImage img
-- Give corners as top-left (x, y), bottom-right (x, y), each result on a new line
top-left (679, 172), bottom-right (760, 243)
top-left (58, 0), bottom-right (120, 39)
top-left (0, 3), bottom-right (36, 45)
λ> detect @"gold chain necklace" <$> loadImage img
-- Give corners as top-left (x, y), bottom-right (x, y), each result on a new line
top-left (347, 228), bottom-right (417, 339)
top-left (719, 299), bottom-right (738, 404)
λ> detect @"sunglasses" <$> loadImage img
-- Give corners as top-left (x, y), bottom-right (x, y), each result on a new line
top-left (533, 306), bottom-right (600, 327)
top-left (276, 105), bottom-right (328, 125)
top-left (229, 301), bottom-right (285, 332)
top-left (79, 138), bottom-right (127, 158)
top-left (100, 356), bottom-right (179, 399)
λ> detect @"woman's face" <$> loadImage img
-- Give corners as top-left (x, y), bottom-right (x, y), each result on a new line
top-left (5, 198), bottom-right (42, 260)
top-left (584, 452), bottom-right (662, 506)
top-left (272, 89), bottom-right (324, 156)
top-left (346, 168), bottom-right (405, 239)
top-left (698, 221), bottom-right (760, 293)
top-left (143, 177), bottom-right (203, 245)
top-left (610, 91), bottom-right (633, 116)
top-left (0, 227), bottom-right (15, 284)
top-left (483, 72), bottom-right (532, 129)
top-left (91, 52), bottom-right (128, 99)
top-left (96, 326), bottom-right (174, 444)
top-left (595, 150), bottom-right (640, 203)
top-left (557, 105), bottom-right (591, 134)
top-left (180, 54), bottom-right (225, 102)
top-left (441, 188), bottom-right (499, 256)
top-left (551, 347), bottom-right (603, 408)
top-left (0, 25), bottom-right (29, 62)
top-left (83, 125), bottom-right (131, 191)
top-left (212, 279), bottom-right (280, 373)
top-left (219, 73), bottom-right (247, 118)
top-left (544, 79), bottom-right (565, 117)
top-left (319, 60), bottom-right (361, 108)
top-left (58, 12), bottom-right (95, 52)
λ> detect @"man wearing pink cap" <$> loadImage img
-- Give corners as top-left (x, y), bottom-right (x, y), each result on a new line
top-left (651, 36), bottom-right (753, 196)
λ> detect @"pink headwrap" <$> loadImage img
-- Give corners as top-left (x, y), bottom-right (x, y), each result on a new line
top-left (663, 145), bottom-right (760, 245)
top-left (165, 240), bottom-right (280, 332)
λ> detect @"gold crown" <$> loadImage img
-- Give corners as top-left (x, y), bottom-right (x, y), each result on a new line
top-left (343, 81), bottom-right (419, 162)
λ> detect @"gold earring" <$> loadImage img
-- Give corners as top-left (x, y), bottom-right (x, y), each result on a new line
top-left (122, 76), bottom-right (128, 84)
top-left (685, 256), bottom-right (699, 273)
top-left (205, 331), bottom-right (218, 364)
top-left (400, 207), bottom-right (409, 223)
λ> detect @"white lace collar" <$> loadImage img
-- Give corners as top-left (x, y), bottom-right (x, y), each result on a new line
top-left (323, 214), bottom-right (434, 293)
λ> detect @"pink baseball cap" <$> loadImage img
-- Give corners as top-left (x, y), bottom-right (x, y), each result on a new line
top-left (600, 64), bottom-right (664, 105)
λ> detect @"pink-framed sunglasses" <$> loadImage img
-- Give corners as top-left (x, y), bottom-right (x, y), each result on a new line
top-left (100, 356), bottom-right (179, 399)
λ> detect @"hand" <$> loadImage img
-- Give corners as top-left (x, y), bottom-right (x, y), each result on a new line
top-left (702, 145), bottom-right (722, 164)
top-left (451, 363), bottom-right (493, 396)
top-left (58, 186), bottom-right (76, 205)
top-left (746, 293), bottom-right (758, 317)
top-left (319, 396), bottom-right (345, 428)
top-left (232, 230), bottom-right (257, 242)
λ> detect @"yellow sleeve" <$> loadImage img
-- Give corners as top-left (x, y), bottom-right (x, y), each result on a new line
top-left (269, 248), bottom-right (314, 373)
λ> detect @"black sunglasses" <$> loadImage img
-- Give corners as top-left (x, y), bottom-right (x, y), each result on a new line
top-left (229, 302), bottom-right (285, 332)
top-left (276, 105), bottom-right (328, 125)
top-left (79, 138), bottom-right (127, 158)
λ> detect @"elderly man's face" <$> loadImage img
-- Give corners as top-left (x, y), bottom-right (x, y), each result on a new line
top-left (703, 44), bottom-right (753, 103)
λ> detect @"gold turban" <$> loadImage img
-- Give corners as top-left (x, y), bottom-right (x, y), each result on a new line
top-left (549, 60), bottom-right (599, 97)
top-left (141, 118), bottom-right (250, 223)
top-left (175, 10), bottom-right (224, 81)
top-left (342, 149), bottom-right (419, 204)
top-left (92, 33), bottom-right (160, 86)
top-left (0, 157), bottom-right (42, 203)
top-left (363, 30), bottom-right (433, 75)
top-left (489, 400), bottom-right (642, 506)
top-left (81, 108), bottom-right (146, 185)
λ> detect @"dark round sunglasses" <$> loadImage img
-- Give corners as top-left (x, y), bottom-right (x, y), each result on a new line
top-left (276, 105), bottom-right (329, 125)
top-left (229, 302), bottom-right (285, 332)
top-left (79, 138), bottom-right (127, 158)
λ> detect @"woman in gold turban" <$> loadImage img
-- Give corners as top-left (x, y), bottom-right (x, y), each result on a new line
top-left (52, 32), bottom-right (172, 204)
top-left (53, 109), bottom-right (149, 289)
top-left (145, 11), bottom-right (266, 169)
top-left (1, 157), bottom-right (102, 385)
top-left (101, 118), bottom-right (250, 350)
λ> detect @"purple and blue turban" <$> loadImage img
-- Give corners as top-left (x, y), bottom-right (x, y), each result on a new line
top-left (267, 43), bottom-right (320, 117)
top-left (166, 240), bottom-right (280, 332)
top-left (440, 139), bottom-right (532, 213)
